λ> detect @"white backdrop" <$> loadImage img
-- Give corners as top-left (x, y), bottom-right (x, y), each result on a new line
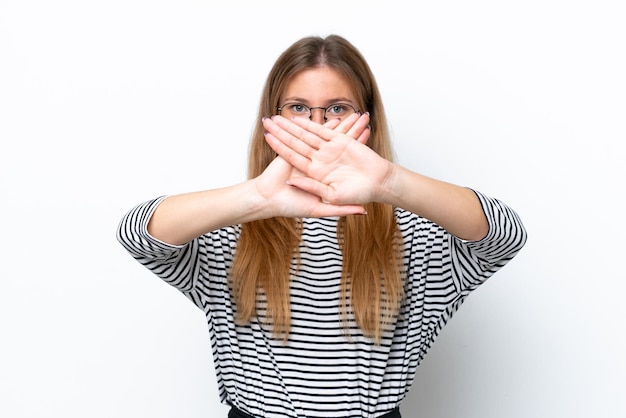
top-left (1, 1), bottom-right (625, 417)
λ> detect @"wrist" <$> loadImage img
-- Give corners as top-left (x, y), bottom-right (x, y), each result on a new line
top-left (244, 178), bottom-right (276, 221)
top-left (375, 161), bottom-right (401, 206)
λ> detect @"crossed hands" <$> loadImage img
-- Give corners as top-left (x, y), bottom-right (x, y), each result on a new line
top-left (254, 112), bottom-right (394, 218)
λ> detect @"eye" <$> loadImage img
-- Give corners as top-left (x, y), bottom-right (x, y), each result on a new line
top-left (285, 103), bottom-right (309, 114)
top-left (326, 103), bottom-right (353, 116)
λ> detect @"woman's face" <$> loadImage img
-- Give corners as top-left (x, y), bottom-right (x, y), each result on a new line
top-left (278, 66), bottom-right (359, 124)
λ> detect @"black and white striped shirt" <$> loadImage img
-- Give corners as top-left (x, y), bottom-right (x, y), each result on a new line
top-left (117, 191), bottom-right (526, 418)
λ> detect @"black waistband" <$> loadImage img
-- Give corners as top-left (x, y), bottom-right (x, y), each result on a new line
top-left (228, 405), bottom-right (401, 418)
top-left (228, 406), bottom-right (256, 418)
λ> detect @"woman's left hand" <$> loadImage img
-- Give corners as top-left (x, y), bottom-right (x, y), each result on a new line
top-left (262, 113), bottom-right (392, 206)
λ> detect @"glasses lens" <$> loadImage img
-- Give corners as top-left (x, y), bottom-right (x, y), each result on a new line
top-left (279, 103), bottom-right (310, 118)
top-left (325, 103), bottom-right (356, 120)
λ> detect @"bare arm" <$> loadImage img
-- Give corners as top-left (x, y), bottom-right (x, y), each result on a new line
top-left (378, 165), bottom-right (488, 241)
top-left (147, 181), bottom-right (265, 246)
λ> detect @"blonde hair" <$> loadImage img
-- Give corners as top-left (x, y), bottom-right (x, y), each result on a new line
top-left (230, 35), bottom-right (404, 343)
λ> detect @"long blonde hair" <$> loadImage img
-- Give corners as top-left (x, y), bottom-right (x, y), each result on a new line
top-left (230, 35), bottom-right (404, 343)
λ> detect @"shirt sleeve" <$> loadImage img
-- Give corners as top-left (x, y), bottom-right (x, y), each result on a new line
top-left (450, 189), bottom-right (528, 292)
top-left (116, 196), bottom-right (202, 296)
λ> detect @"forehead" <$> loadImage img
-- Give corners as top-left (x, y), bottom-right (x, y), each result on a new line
top-left (281, 66), bottom-right (355, 102)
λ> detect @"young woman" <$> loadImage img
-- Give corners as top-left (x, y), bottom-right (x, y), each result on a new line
top-left (117, 34), bottom-right (527, 418)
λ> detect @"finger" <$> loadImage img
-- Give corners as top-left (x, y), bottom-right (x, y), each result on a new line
top-left (355, 125), bottom-right (370, 144)
top-left (286, 176), bottom-right (329, 202)
top-left (323, 118), bottom-right (342, 130)
top-left (265, 115), bottom-right (325, 149)
top-left (264, 131), bottom-right (312, 173)
top-left (286, 177), bottom-right (367, 215)
top-left (329, 112), bottom-right (360, 135)
top-left (286, 115), bottom-right (335, 142)
top-left (346, 112), bottom-right (370, 141)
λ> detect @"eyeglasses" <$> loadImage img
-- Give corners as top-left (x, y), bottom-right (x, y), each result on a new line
top-left (276, 102), bottom-right (359, 122)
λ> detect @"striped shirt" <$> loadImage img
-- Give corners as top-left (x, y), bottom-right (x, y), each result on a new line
top-left (117, 191), bottom-right (526, 418)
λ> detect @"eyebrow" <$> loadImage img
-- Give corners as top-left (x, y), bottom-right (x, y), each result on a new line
top-left (281, 96), bottom-right (355, 105)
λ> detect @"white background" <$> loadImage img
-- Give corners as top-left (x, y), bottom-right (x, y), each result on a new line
top-left (1, 1), bottom-right (625, 417)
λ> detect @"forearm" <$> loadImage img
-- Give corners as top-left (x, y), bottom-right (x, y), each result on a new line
top-left (147, 180), bottom-right (269, 245)
top-left (379, 164), bottom-right (489, 241)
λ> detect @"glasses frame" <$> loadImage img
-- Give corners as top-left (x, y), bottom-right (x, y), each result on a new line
top-left (276, 102), bottom-right (359, 122)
